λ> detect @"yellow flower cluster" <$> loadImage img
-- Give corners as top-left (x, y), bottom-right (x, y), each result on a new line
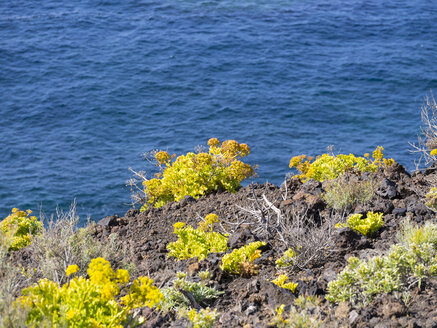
top-left (336, 211), bottom-right (384, 237)
top-left (220, 241), bottom-right (266, 277)
top-left (155, 150), bottom-right (171, 164)
top-left (140, 139), bottom-right (255, 211)
top-left (167, 214), bottom-right (229, 261)
top-left (0, 208), bottom-right (43, 251)
top-left (16, 257), bottom-right (163, 327)
top-left (289, 146), bottom-right (395, 182)
top-left (271, 274), bottom-right (298, 293)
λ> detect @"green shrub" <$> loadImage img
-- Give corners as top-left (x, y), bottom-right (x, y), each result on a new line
top-left (289, 146), bottom-right (394, 182)
top-left (179, 308), bottom-right (219, 328)
top-left (220, 241), bottom-right (266, 277)
top-left (275, 248), bottom-right (299, 268)
top-left (139, 139), bottom-right (255, 211)
top-left (15, 257), bottom-right (162, 327)
top-left (160, 271), bottom-right (222, 313)
top-left (271, 274), bottom-right (298, 293)
top-left (322, 176), bottom-right (375, 211)
top-left (0, 208), bottom-right (43, 251)
top-left (425, 187), bottom-right (437, 211)
top-left (271, 296), bottom-right (322, 328)
top-left (336, 211), bottom-right (384, 237)
top-left (167, 214), bottom-right (228, 261)
top-left (327, 220), bottom-right (437, 304)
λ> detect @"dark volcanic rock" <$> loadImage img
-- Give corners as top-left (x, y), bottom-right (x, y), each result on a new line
top-left (85, 161), bottom-right (437, 327)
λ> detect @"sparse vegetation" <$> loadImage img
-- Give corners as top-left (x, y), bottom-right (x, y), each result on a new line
top-left (410, 93), bottom-right (437, 168)
top-left (322, 175), bottom-right (375, 211)
top-left (271, 296), bottom-right (323, 328)
top-left (425, 187), bottom-right (437, 211)
top-left (28, 203), bottom-right (134, 286)
top-left (327, 220), bottom-right (437, 304)
top-left (179, 307), bottom-right (219, 328)
top-left (160, 271), bottom-right (222, 312)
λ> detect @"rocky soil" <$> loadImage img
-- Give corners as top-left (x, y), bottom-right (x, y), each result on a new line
top-left (94, 162), bottom-right (437, 328)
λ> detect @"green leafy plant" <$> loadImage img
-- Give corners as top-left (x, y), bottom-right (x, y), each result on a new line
top-left (138, 139), bottom-right (255, 211)
top-left (327, 220), bottom-right (437, 304)
top-left (160, 271), bottom-right (222, 312)
top-left (271, 296), bottom-right (322, 328)
top-left (276, 248), bottom-right (299, 268)
top-left (425, 187), bottom-right (437, 211)
top-left (271, 274), bottom-right (298, 293)
top-left (220, 241), bottom-right (266, 277)
top-left (179, 307), bottom-right (219, 328)
top-left (0, 208), bottom-right (43, 251)
top-left (336, 211), bottom-right (384, 237)
top-left (15, 257), bottom-right (163, 327)
top-left (289, 146), bottom-right (394, 182)
top-left (167, 214), bottom-right (228, 261)
top-left (322, 176), bottom-right (375, 211)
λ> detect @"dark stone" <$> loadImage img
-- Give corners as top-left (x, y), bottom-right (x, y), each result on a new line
top-left (372, 200), bottom-right (394, 214)
top-left (124, 209), bottom-right (139, 218)
top-left (259, 279), bottom-right (295, 308)
top-left (228, 230), bottom-right (253, 249)
top-left (179, 195), bottom-right (196, 207)
top-left (376, 178), bottom-right (398, 199)
top-left (97, 215), bottom-right (119, 227)
top-left (393, 207), bottom-right (407, 216)
top-left (301, 179), bottom-right (323, 195)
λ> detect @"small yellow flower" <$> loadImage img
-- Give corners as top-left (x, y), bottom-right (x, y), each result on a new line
top-left (155, 151), bottom-right (170, 164)
top-left (66, 264), bottom-right (80, 277)
top-left (173, 222), bottom-right (185, 232)
top-left (431, 149), bottom-right (437, 156)
top-left (207, 138), bottom-right (220, 147)
top-left (116, 269), bottom-right (130, 285)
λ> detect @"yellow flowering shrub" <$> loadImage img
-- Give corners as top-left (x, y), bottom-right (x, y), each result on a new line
top-left (271, 274), bottom-right (298, 293)
top-left (289, 146), bottom-right (394, 182)
top-left (15, 257), bottom-right (163, 327)
top-left (336, 211), bottom-right (384, 237)
top-left (0, 208), bottom-right (43, 251)
top-left (140, 139), bottom-right (255, 211)
top-left (167, 214), bottom-right (229, 261)
top-left (220, 241), bottom-right (266, 277)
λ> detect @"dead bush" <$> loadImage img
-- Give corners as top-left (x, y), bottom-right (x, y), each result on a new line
top-left (410, 92), bottom-right (437, 168)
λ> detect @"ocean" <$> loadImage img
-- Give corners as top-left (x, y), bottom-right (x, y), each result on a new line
top-left (1, 0), bottom-right (437, 223)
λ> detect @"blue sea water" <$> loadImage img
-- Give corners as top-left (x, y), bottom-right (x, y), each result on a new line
top-left (1, 0), bottom-right (437, 223)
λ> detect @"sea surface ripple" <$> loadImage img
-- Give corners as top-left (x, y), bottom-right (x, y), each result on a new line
top-left (1, 0), bottom-right (437, 223)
